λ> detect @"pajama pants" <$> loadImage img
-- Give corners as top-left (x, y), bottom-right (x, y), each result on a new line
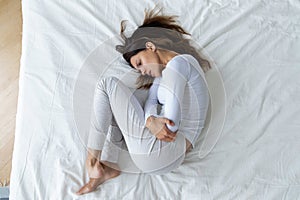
top-left (87, 76), bottom-right (186, 174)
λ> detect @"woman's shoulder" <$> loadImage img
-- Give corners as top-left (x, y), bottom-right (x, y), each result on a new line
top-left (168, 53), bottom-right (199, 68)
top-left (164, 54), bottom-right (205, 81)
top-left (163, 54), bottom-right (193, 79)
top-left (167, 54), bottom-right (198, 68)
top-left (170, 54), bottom-right (204, 75)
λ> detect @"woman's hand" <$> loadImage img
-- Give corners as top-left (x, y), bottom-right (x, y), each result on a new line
top-left (146, 116), bottom-right (177, 142)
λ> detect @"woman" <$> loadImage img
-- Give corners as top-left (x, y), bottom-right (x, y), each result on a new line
top-left (76, 6), bottom-right (210, 195)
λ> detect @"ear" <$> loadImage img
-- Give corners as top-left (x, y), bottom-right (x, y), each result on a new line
top-left (145, 42), bottom-right (156, 52)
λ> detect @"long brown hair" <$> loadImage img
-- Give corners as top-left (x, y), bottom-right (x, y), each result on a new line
top-left (116, 6), bottom-right (211, 89)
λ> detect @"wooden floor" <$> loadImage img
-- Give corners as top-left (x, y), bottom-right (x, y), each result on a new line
top-left (0, 0), bottom-right (22, 186)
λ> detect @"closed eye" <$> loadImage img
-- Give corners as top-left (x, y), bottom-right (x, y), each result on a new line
top-left (135, 60), bottom-right (141, 68)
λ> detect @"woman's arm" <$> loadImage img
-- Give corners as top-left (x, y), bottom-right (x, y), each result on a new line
top-left (144, 77), bottom-right (160, 124)
top-left (161, 56), bottom-right (190, 132)
top-left (145, 115), bottom-right (177, 142)
top-left (144, 77), bottom-right (177, 142)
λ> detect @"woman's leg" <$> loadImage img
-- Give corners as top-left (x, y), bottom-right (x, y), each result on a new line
top-left (77, 76), bottom-right (186, 195)
top-left (96, 76), bottom-right (186, 173)
top-left (86, 116), bottom-right (124, 178)
top-left (77, 77), bottom-right (127, 195)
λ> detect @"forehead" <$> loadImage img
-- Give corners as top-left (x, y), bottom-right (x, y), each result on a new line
top-left (130, 51), bottom-right (143, 66)
top-left (130, 54), bottom-right (138, 64)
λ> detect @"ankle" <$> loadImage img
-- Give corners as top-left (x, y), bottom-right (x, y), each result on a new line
top-left (87, 149), bottom-right (101, 160)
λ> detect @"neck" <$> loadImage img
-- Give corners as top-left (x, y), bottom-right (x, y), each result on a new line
top-left (156, 49), bottom-right (179, 67)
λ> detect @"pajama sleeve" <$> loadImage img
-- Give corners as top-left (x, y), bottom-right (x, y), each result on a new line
top-left (161, 57), bottom-right (190, 132)
top-left (144, 77), bottom-right (161, 125)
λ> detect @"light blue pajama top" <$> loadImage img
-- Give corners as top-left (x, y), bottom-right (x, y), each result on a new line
top-left (144, 54), bottom-right (209, 148)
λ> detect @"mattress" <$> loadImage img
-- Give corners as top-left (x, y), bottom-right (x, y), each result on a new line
top-left (10, 0), bottom-right (300, 199)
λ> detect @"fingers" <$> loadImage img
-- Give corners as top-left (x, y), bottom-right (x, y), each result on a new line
top-left (162, 136), bottom-right (175, 142)
top-left (150, 117), bottom-right (177, 142)
top-left (155, 132), bottom-right (175, 142)
top-left (158, 124), bottom-right (177, 142)
top-left (162, 118), bottom-right (175, 126)
top-left (159, 134), bottom-right (175, 142)
top-left (163, 125), bottom-right (177, 137)
top-left (157, 117), bottom-right (174, 126)
top-left (157, 128), bottom-right (177, 142)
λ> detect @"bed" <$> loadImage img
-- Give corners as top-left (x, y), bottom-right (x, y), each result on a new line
top-left (10, 0), bottom-right (300, 199)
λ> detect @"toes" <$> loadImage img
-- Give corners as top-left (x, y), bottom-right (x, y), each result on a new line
top-left (76, 183), bottom-right (94, 195)
top-left (76, 178), bottom-right (103, 195)
top-left (76, 185), bottom-right (90, 195)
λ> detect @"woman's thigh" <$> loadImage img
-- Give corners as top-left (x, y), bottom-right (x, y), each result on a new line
top-left (128, 132), bottom-right (186, 173)
top-left (101, 77), bottom-right (186, 171)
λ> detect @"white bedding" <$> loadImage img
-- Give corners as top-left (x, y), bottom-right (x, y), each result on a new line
top-left (10, 0), bottom-right (300, 199)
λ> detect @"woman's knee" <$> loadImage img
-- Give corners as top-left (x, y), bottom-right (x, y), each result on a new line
top-left (97, 76), bottom-right (120, 94)
top-left (130, 153), bottom-right (185, 174)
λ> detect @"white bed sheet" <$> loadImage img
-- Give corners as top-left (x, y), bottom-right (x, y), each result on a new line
top-left (10, 0), bottom-right (300, 199)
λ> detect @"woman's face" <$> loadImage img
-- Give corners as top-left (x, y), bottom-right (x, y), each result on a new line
top-left (130, 47), bottom-right (165, 77)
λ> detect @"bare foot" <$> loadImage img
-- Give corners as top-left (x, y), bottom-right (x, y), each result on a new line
top-left (86, 157), bottom-right (105, 178)
top-left (76, 163), bottom-right (120, 195)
